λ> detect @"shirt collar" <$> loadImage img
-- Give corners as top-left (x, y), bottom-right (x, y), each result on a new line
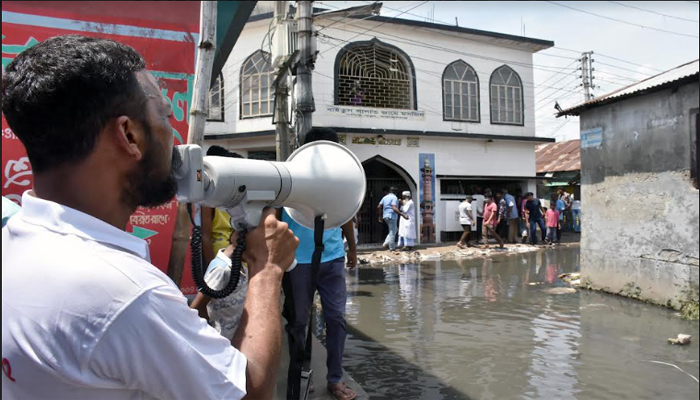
top-left (18, 191), bottom-right (151, 261)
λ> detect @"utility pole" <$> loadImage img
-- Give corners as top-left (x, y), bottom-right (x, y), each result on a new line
top-left (580, 51), bottom-right (595, 101)
top-left (188, 1), bottom-right (218, 146)
top-left (295, 1), bottom-right (315, 146)
top-left (274, 1), bottom-right (294, 161)
top-left (166, 1), bottom-right (217, 286)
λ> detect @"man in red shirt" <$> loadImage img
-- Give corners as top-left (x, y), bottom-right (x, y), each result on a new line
top-left (482, 195), bottom-right (505, 249)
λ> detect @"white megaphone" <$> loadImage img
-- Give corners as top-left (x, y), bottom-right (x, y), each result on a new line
top-left (173, 140), bottom-right (366, 232)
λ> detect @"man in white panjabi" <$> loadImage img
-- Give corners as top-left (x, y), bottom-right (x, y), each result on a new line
top-left (398, 191), bottom-right (417, 251)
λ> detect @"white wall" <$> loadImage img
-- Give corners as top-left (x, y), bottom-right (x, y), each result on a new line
top-left (313, 20), bottom-right (537, 137)
top-left (344, 135), bottom-right (537, 186)
top-left (205, 17), bottom-right (542, 138)
top-left (205, 20), bottom-right (276, 136)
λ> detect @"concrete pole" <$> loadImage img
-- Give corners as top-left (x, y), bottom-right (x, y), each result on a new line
top-left (188, 1), bottom-right (218, 145)
top-left (295, 1), bottom-right (314, 146)
top-left (167, 1), bottom-right (217, 286)
top-left (581, 51), bottom-right (595, 101)
top-left (274, 1), bottom-right (293, 161)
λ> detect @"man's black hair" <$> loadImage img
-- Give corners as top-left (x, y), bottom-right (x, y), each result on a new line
top-left (390, 186), bottom-right (398, 194)
top-left (206, 145), bottom-right (243, 158)
top-left (500, 188), bottom-right (508, 195)
top-left (207, 145), bottom-right (230, 157)
top-left (2, 35), bottom-right (148, 173)
top-left (304, 127), bottom-right (339, 145)
top-left (382, 186), bottom-right (390, 193)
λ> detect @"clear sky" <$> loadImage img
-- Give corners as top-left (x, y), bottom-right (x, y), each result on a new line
top-left (320, 1), bottom-right (700, 141)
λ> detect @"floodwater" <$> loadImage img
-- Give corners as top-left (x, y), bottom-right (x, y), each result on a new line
top-left (328, 248), bottom-right (699, 400)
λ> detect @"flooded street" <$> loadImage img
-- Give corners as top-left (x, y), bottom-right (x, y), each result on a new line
top-left (333, 248), bottom-right (699, 400)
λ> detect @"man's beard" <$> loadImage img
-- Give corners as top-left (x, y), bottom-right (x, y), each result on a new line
top-left (124, 141), bottom-right (179, 209)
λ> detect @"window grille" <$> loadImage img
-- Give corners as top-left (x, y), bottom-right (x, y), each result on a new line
top-left (241, 51), bottom-right (274, 118)
top-left (490, 65), bottom-right (523, 125)
top-left (207, 74), bottom-right (224, 121)
top-left (443, 61), bottom-right (479, 122)
top-left (337, 42), bottom-right (414, 109)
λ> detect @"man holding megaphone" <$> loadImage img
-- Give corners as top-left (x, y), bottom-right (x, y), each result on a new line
top-left (2, 35), bottom-right (298, 400)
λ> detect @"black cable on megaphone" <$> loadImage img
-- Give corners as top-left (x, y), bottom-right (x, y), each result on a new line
top-left (187, 203), bottom-right (245, 299)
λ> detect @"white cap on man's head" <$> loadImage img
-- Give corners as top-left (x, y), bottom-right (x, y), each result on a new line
top-left (402, 191), bottom-right (411, 197)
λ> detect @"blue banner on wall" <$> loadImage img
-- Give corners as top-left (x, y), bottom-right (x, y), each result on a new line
top-left (581, 127), bottom-right (603, 149)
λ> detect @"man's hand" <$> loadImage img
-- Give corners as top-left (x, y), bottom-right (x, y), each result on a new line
top-left (236, 208), bottom-right (299, 277)
top-left (346, 249), bottom-right (358, 270)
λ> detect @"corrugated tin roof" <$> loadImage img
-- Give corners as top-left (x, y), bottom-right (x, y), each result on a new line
top-left (558, 59), bottom-right (699, 116)
top-left (536, 139), bottom-right (580, 173)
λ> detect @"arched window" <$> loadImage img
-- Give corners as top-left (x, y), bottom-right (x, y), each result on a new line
top-left (335, 39), bottom-right (415, 110)
top-left (207, 74), bottom-right (224, 121)
top-left (443, 60), bottom-right (479, 122)
top-left (490, 65), bottom-right (523, 125)
top-left (240, 51), bottom-right (274, 118)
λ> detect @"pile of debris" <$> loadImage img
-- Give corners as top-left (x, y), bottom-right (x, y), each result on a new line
top-left (357, 243), bottom-right (555, 265)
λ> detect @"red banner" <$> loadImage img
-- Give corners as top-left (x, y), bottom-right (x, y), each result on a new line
top-left (2, 1), bottom-right (199, 292)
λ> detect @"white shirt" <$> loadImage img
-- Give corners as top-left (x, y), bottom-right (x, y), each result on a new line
top-left (458, 201), bottom-right (473, 225)
top-left (205, 250), bottom-right (249, 340)
top-left (2, 192), bottom-right (247, 400)
top-left (472, 195), bottom-right (485, 218)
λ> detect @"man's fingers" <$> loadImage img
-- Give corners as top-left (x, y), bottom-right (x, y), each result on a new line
top-left (260, 207), bottom-right (278, 224)
top-left (230, 231), bottom-right (241, 244)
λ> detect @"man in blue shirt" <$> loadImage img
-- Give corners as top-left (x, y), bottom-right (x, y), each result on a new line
top-left (524, 192), bottom-right (547, 246)
top-left (500, 189), bottom-right (519, 243)
top-left (377, 186), bottom-right (404, 251)
top-left (555, 191), bottom-right (567, 244)
top-left (281, 128), bottom-right (358, 400)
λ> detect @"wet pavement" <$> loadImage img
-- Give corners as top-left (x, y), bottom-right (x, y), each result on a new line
top-left (329, 247), bottom-right (699, 400)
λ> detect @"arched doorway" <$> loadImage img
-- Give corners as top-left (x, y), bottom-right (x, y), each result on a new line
top-left (359, 156), bottom-right (417, 245)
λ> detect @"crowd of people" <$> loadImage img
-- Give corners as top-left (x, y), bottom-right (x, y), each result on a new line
top-left (455, 186), bottom-right (579, 249)
top-left (376, 184), bottom-right (579, 252)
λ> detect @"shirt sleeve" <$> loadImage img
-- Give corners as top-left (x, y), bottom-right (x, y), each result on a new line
top-left (88, 285), bottom-right (247, 400)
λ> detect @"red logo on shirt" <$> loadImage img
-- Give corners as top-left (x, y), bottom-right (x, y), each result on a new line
top-left (2, 358), bottom-right (16, 382)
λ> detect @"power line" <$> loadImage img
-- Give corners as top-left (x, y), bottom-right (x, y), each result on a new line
top-left (537, 59), bottom-right (580, 87)
top-left (534, 79), bottom-right (582, 113)
top-left (545, 1), bottom-right (699, 39)
top-left (608, 1), bottom-right (699, 23)
top-left (595, 53), bottom-right (663, 73)
top-left (594, 68), bottom-right (640, 82)
top-left (352, 2), bottom-right (665, 76)
top-left (317, 1), bottom-right (430, 58)
top-left (319, 32), bottom-right (582, 95)
top-left (318, 24), bottom-right (578, 75)
top-left (544, 118), bottom-right (572, 138)
top-left (595, 77), bottom-right (628, 87)
top-left (535, 75), bottom-right (582, 107)
top-left (314, 1), bottom-right (393, 34)
top-left (595, 60), bottom-right (653, 76)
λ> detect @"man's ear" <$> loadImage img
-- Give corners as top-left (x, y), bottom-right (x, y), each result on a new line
top-left (111, 116), bottom-right (146, 161)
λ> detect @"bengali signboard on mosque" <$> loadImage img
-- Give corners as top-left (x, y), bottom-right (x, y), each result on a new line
top-left (326, 105), bottom-right (426, 121)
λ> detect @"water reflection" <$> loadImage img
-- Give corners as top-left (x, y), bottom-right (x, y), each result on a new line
top-left (337, 248), bottom-right (698, 400)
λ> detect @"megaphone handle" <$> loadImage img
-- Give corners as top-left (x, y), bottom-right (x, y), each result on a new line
top-left (287, 259), bottom-right (298, 272)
